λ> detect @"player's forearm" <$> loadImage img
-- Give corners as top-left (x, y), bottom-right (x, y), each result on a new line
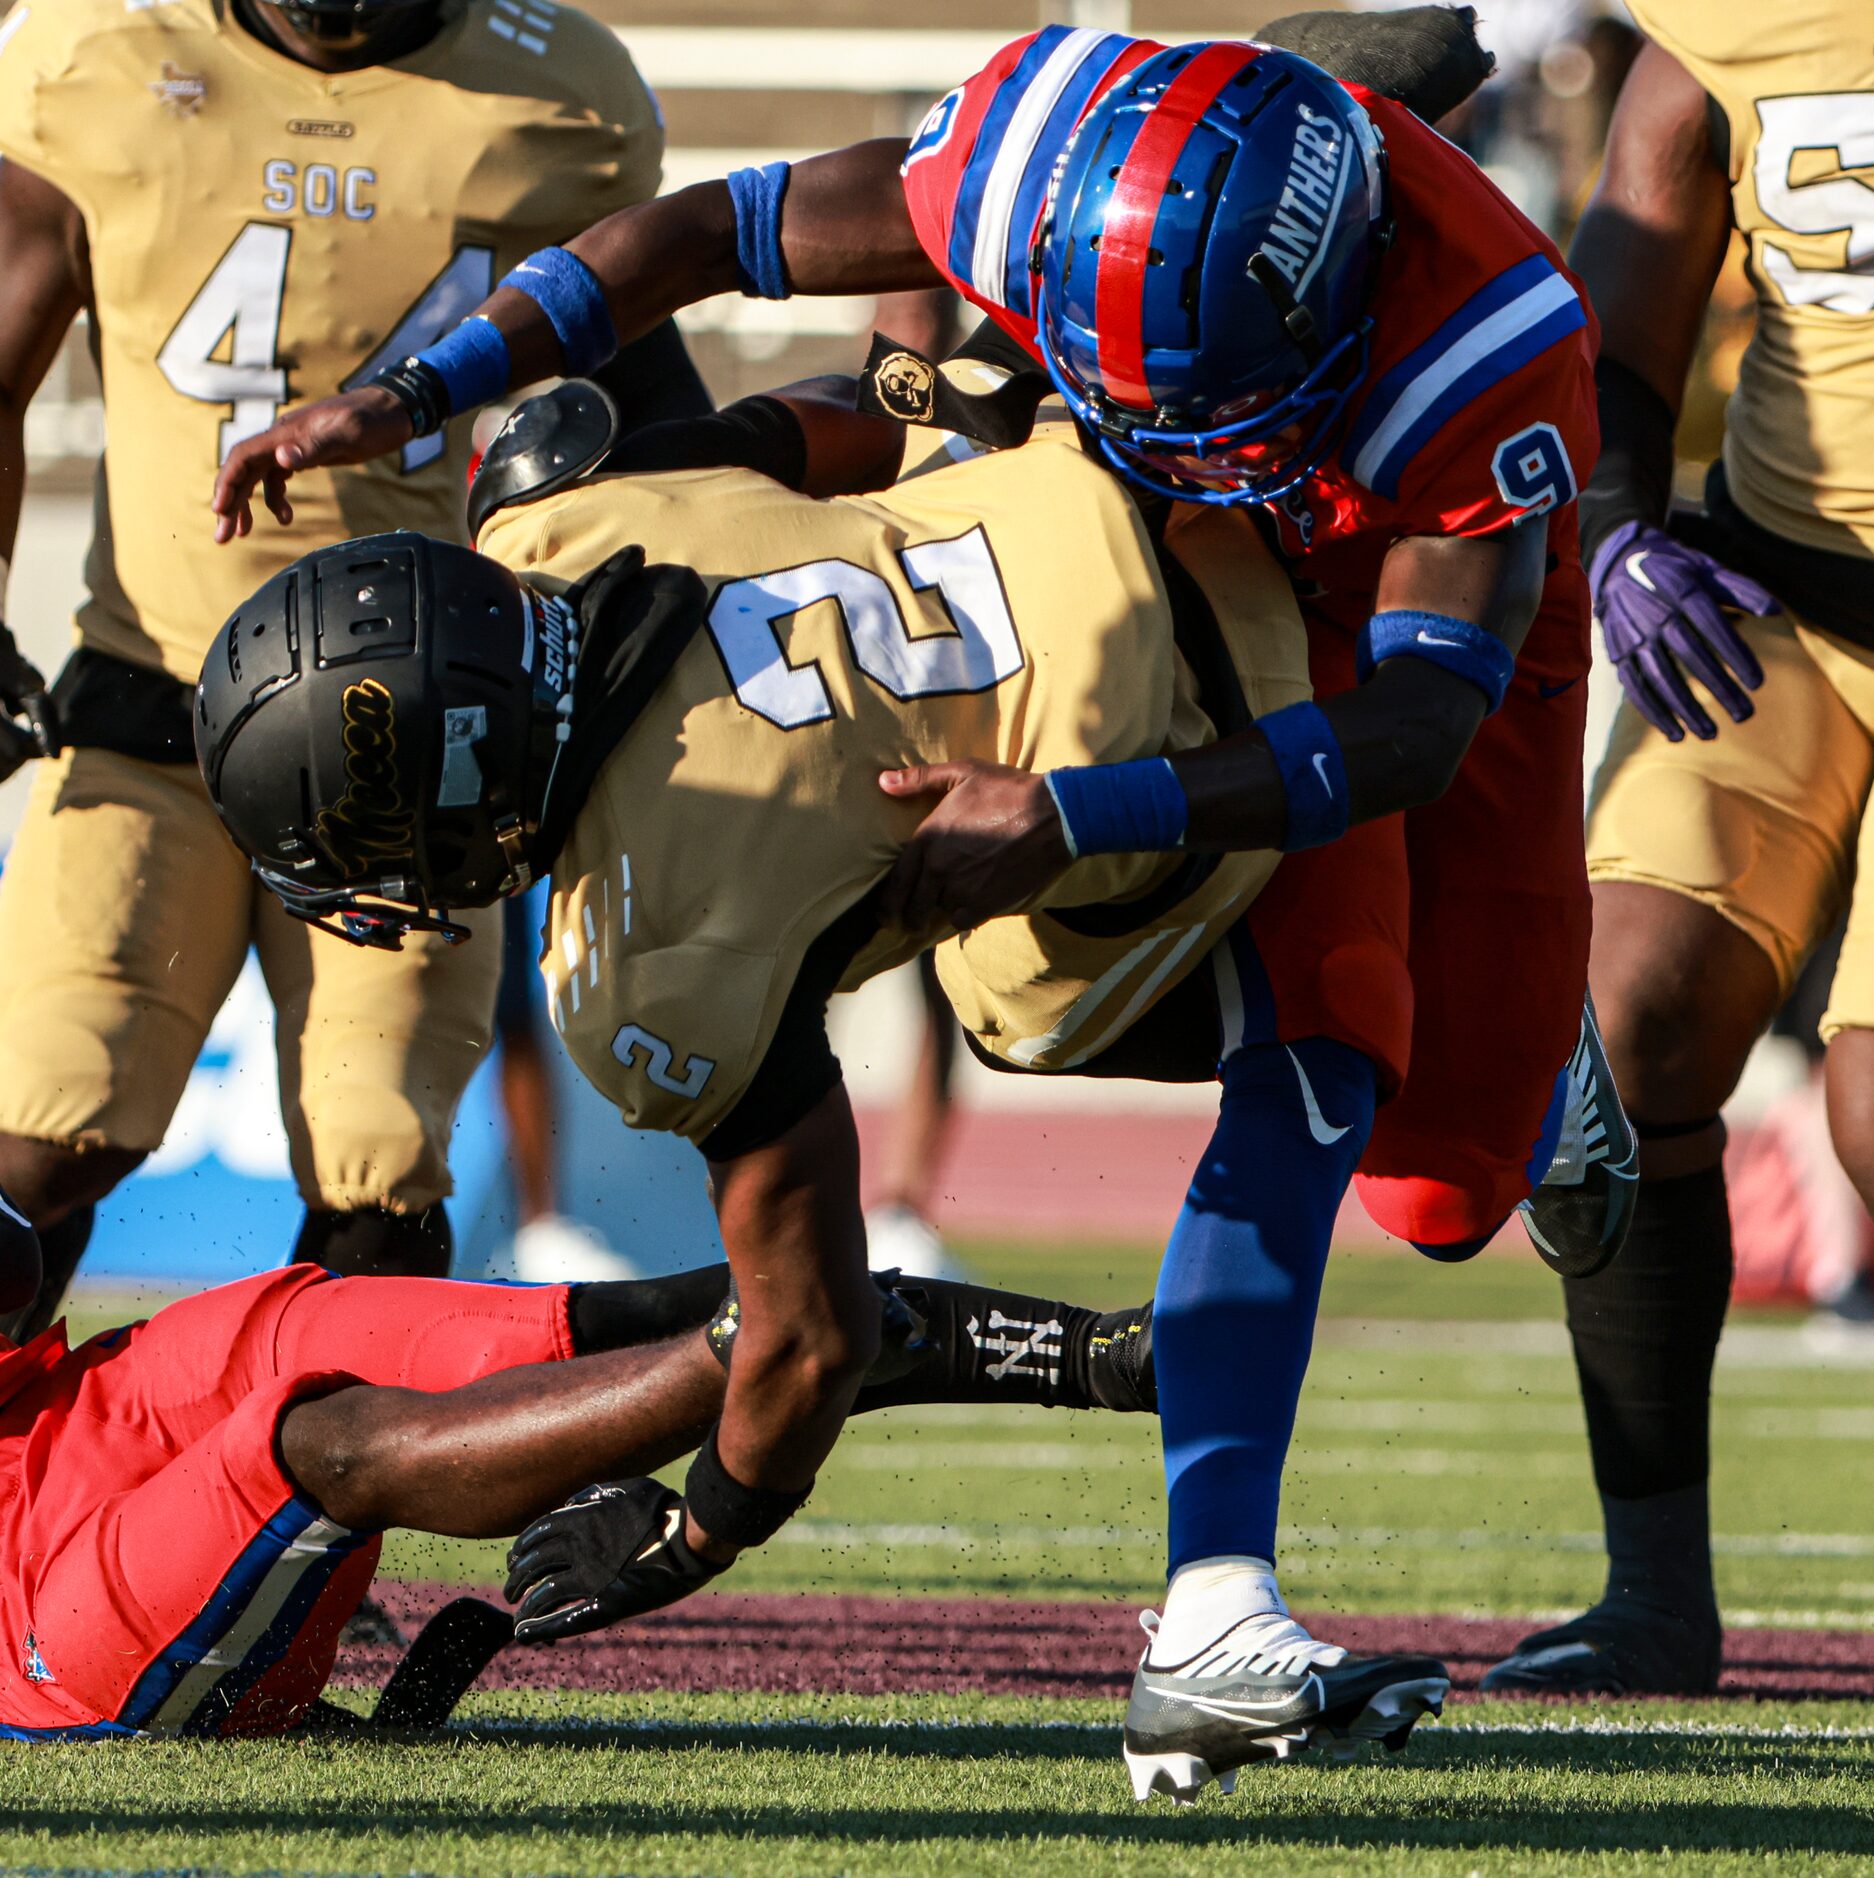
top-left (278, 1337), bottom-right (726, 1536)
top-left (1171, 662), bottom-right (1488, 848)
top-left (477, 141), bottom-right (935, 390)
top-left (707, 1086), bottom-right (878, 1519)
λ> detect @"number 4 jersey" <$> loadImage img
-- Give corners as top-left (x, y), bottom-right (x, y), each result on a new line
top-left (0, 0), bottom-right (662, 681)
top-left (475, 424), bottom-right (1310, 1146)
top-left (1630, 0), bottom-right (1874, 560)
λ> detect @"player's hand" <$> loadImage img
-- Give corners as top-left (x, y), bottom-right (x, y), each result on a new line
top-left (1591, 520), bottom-right (1777, 742)
top-left (209, 386), bottom-right (415, 545)
top-left (878, 759), bottom-right (1072, 935)
top-left (504, 1478), bottom-right (726, 1645)
top-left (0, 618), bottom-right (59, 786)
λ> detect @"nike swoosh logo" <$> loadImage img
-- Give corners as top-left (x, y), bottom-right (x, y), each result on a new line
top-left (1538, 676), bottom-right (1581, 698)
top-left (1415, 632), bottom-right (1466, 649)
top-left (1162, 1673), bottom-right (1324, 1724)
top-left (1624, 549), bottom-right (1658, 594)
top-left (1311, 752), bottom-right (1334, 795)
top-left (1287, 1046), bottom-right (1351, 1146)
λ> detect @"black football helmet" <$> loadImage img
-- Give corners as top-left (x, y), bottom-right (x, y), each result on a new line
top-left (250, 0), bottom-right (442, 53)
top-left (196, 530), bottom-right (576, 950)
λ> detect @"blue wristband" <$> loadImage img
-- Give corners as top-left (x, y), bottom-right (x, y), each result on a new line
top-left (498, 247), bottom-right (619, 377)
top-left (412, 315), bottom-right (511, 423)
top-left (727, 162), bottom-right (792, 301)
top-left (1044, 758), bottom-right (1188, 859)
top-left (1257, 701), bottom-right (1350, 852)
top-left (1356, 609), bottom-right (1516, 715)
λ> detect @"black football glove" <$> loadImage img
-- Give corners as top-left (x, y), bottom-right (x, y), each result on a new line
top-left (0, 618), bottom-right (57, 786)
top-left (504, 1477), bottom-right (725, 1645)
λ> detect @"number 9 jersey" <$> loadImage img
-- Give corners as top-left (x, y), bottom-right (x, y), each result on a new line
top-left (1629, 0), bottom-right (1874, 558)
top-left (0, 0), bottom-right (663, 682)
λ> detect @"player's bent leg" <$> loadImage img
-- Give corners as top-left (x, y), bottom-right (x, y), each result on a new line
top-left (259, 892), bottom-right (503, 1276)
top-left (0, 1136), bottom-right (140, 1338)
top-left (1484, 882), bottom-right (1784, 1698)
top-left (0, 1185), bottom-right (40, 1316)
top-left (1128, 1036), bottom-right (1447, 1800)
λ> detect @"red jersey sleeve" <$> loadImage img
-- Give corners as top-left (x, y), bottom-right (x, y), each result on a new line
top-left (899, 27), bottom-right (1158, 351)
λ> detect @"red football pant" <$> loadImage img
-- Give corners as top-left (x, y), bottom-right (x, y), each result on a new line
top-left (1243, 606), bottom-right (1591, 1247)
top-left (4, 1268), bottom-right (573, 1739)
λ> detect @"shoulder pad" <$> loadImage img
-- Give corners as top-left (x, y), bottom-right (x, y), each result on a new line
top-left (468, 379), bottom-right (621, 541)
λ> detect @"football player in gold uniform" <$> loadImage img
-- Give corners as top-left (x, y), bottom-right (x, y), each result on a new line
top-left (200, 385), bottom-right (1456, 1789)
top-left (1485, 0), bottom-right (1874, 1695)
top-left (0, 0), bottom-right (700, 1325)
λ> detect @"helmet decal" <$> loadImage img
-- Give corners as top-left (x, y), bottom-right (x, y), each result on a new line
top-left (314, 678), bottom-right (415, 879)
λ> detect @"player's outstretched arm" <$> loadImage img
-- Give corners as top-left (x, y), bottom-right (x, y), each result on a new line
top-left (209, 141), bottom-right (934, 541)
top-left (1570, 41), bottom-right (1774, 742)
top-left (878, 524), bottom-right (1545, 934)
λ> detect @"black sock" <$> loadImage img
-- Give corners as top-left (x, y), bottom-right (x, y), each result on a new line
top-left (1599, 1483), bottom-right (1720, 1631)
top-left (1562, 1163), bottom-right (1730, 1619)
top-left (0, 1204), bottom-right (94, 1345)
top-left (569, 1264), bottom-right (731, 1353)
top-left (293, 1204), bottom-right (453, 1278)
top-left (853, 1276), bottom-right (1154, 1414)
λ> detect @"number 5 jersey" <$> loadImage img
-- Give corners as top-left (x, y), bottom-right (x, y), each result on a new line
top-left (0, 0), bottom-right (662, 682)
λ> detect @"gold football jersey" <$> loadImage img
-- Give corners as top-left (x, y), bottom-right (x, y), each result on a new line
top-left (0, 0), bottom-right (662, 680)
top-left (1630, 0), bottom-right (1874, 558)
top-left (477, 427), bottom-right (1309, 1142)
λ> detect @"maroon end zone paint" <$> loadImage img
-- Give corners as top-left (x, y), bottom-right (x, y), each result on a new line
top-left (340, 1584), bottom-right (1874, 1704)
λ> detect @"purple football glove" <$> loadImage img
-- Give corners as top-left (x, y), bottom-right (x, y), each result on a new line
top-left (1591, 520), bottom-right (1777, 742)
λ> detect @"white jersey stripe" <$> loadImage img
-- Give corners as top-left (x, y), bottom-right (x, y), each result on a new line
top-left (148, 1513), bottom-right (354, 1734)
top-left (968, 27), bottom-right (1107, 307)
top-left (1349, 271), bottom-right (1581, 491)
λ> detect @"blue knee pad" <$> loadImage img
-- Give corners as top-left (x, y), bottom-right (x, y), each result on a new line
top-left (1156, 1037), bottom-right (1377, 1573)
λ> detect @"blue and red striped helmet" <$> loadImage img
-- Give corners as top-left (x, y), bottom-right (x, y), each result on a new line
top-left (1037, 42), bottom-right (1391, 506)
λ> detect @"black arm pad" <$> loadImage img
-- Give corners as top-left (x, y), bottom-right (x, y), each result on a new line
top-left (1578, 356), bottom-right (1677, 567)
top-left (600, 395), bottom-right (809, 491)
top-left (1260, 5), bottom-right (1495, 123)
top-left (588, 316), bottom-right (713, 432)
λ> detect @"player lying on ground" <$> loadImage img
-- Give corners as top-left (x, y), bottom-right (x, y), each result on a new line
top-left (1485, 0), bottom-right (1874, 1698)
top-left (0, 1255), bottom-right (1158, 1740)
top-left (201, 389), bottom-right (1452, 1795)
top-left (204, 9), bottom-right (1635, 1291)
top-left (0, 0), bottom-right (705, 1337)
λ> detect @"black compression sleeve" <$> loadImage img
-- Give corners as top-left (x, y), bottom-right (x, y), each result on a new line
top-left (1578, 357), bottom-right (1677, 567)
top-left (599, 395), bottom-right (809, 490)
top-left (589, 317), bottom-right (713, 430)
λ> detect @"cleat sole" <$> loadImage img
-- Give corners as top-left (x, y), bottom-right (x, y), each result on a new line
top-left (1125, 1748), bottom-right (1214, 1804)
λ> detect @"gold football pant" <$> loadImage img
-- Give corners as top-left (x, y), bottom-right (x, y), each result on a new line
top-left (1587, 605), bottom-right (1874, 1040)
top-left (0, 747), bottom-right (500, 1210)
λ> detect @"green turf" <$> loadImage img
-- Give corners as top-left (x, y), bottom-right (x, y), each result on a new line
top-left (6, 1692), bottom-right (1874, 1876)
top-left (43, 1246), bottom-right (1874, 1875)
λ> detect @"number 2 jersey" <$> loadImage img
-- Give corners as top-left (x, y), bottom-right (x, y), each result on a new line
top-left (1630, 0), bottom-right (1874, 563)
top-left (475, 424), bottom-right (1309, 1148)
top-left (0, 0), bottom-right (662, 682)
top-left (899, 28), bottom-right (1598, 652)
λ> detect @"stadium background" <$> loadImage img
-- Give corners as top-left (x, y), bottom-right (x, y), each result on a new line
top-left (0, 0), bottom-right (1787, 1296)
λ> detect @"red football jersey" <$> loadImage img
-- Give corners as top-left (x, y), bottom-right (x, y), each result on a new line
top-left (901, 31), bottom-right (1599, 651)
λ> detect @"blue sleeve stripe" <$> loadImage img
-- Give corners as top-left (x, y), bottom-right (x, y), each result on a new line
top-left (0, 1718), bottom-right (138, 1741)
top-left (993, 32), bottom-right (1131, 319)
top-left (947, 26), bottom-right (1079, 297)
top-left (1345, 255), bottom-right (1588, 498)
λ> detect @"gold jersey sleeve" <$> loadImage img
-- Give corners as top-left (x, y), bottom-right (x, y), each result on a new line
top-left (1629, 0), bottom-right (1874, 558)
top-left (477, 427), bottom-right (1308, 1142)
top-left (0, 0), bottom-right (662, 681)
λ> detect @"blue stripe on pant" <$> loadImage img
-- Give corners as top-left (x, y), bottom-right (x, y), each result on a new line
top-left (1155, 1035), bottom-right (1376, 1574)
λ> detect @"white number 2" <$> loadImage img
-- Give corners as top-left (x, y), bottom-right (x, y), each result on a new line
top-left (1754, 93), bottom-right (1874, 315)
top-left (159, 223), bottom-right (496, 469)
top-left (707, 526), bottom-right (1025, 730)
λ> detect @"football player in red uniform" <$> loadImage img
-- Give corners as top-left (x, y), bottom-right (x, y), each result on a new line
top-left (0, 1255), bottom-right (1155, 1740)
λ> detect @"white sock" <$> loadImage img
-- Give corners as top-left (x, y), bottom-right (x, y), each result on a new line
top-left (1146, 1555), bottom-right (1346, 1675)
